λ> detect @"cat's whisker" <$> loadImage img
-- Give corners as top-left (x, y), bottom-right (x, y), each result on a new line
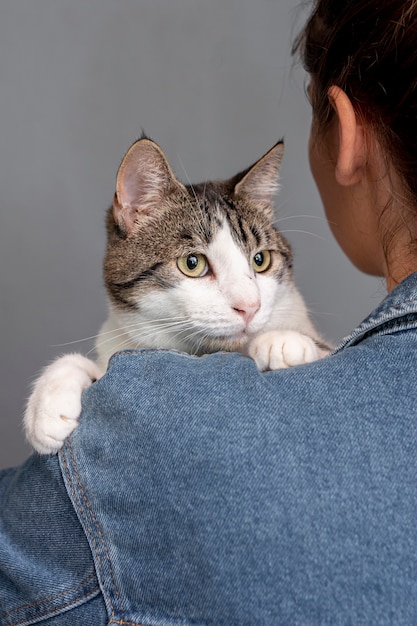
top-left (86, 327), bottom-right (147, 357)
top-left (90, 318), bottom-right (193, 355)
top-left (134, 321), bottom-right (194, 340)
top-left (123, 319), bottom-right (197, 347)
top-left (271, 304), bottom-right (312, 319)
top-left (133, 319), bottom-right (200, 348)
top-left (105, 316), bottom-right (191, 335)
top-left (138, 319), bottom-right (195, 337)
top-left (52, 329), bottom-right (131, 350)
top-left (278, 229), bottom-right (328, 241)
top-left (101, 335), bottom-right (142, 355)
top-left (100, 321), bottom-right (193, 354)
top-left (174, 324), bottom-right (203, 347)
top-left (275, 214), bottom-right (329, 224)
top-left (51, 333), bottom-right (110, 348)
top-left (179, 326), bottom-right (211, 354)
top-left (306, 310), bottom-right (336, 317)
top-left (50, 317), bottom-right (190, 348)
top-left (193, 331), bottom-right (210, 355)
top-left (177, 153), bottom-right (199, 206)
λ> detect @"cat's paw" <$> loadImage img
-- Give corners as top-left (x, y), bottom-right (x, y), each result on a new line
top-left (24, 354), bottom-right (103, 455)
top-left (248, 330), bottom-right (323, 371)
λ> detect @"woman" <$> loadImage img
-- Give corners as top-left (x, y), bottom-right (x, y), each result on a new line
top-left (2, 1), bottom-right (417, 624)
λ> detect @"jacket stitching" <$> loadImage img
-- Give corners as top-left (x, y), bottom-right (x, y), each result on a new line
top-left (61, 443), bottom-right (123, 622)
top-left (1, 573), bottom-right (97, 616)
top-left (109, 622), bottom-right (145, 626)
top-left (60, 450), bottom-right (109, 613)
top-left (4, 586), bottom-right (100, 626)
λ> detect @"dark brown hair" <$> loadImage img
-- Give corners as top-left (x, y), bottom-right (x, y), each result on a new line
top-left (293, 0), bottom-right (417, 203)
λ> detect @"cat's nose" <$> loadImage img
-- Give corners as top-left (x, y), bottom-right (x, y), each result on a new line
top-left (233, 302), bottom-right (260, 325)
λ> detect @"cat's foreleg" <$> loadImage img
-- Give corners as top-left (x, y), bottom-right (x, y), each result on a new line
top-left (24, 354), bottom-right (103, 454)
top-left (248, 330), bottom-right (331, 372)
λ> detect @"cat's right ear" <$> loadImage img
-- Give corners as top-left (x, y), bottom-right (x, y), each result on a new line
top-left (233, 141), bottom-right (284, 211)
top-left (113, 138), bottom-right (186, 235)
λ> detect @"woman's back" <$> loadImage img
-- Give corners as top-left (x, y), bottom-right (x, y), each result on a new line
top-left (2, 273), bottom-right (417, 625)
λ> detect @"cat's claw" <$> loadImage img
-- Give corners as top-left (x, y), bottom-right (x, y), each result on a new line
top-left (24, 354), bottom-right (102, 455)
top-left (248, 330), bottom-right (323, 371)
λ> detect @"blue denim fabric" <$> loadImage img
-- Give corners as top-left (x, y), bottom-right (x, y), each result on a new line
top-left (0, 455), bottom-right (106, 625)
top-left (3, 272), bottom-right (417, 625)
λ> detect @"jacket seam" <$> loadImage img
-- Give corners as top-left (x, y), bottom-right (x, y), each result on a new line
top-left (1, 573), bottom-right (97, 616)
top-left (109, 622), bottom-right (144, 626)
top-left (60, 442), bottom-right (123, 623)
top-left (3, 585), bottom-right (100, 626)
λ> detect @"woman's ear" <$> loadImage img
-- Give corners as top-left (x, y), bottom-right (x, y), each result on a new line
top-left (328, 85), bottom-right (366, 186)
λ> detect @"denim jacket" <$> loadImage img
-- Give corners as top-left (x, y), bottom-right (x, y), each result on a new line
top-left (2, 272), bottom-right (417, 626)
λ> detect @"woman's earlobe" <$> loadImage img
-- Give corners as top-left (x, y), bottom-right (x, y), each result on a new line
top-left (328, 85), bottom-right (366, 186)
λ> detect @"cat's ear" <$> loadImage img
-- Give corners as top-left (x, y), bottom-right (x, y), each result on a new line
top-left (113, 138), bottom-right (186, 235)
top-left (233, 141), bottom-right (284, 209)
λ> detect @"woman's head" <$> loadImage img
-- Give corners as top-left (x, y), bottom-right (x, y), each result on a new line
top-left (295, 1), bottom-right (417, 188)
top-left (294, 0), bottom-right (417, 286)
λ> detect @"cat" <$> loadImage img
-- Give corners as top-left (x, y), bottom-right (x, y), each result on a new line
top-left (24, 137), bottom-right (330, 455)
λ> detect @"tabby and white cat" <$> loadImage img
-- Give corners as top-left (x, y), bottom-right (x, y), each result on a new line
top-left (25, 137), bottom-right (329, 454)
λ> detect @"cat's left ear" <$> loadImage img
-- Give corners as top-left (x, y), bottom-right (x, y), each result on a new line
top-left (233, 141), bottom-right (284, 211)
top-left (113, 137), bottom-right (186, 235)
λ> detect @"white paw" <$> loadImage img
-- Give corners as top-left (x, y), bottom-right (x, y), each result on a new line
top-left (24, 354), bottom-right (103, 455)
top-left (248, 330), bottom-right (323, 372)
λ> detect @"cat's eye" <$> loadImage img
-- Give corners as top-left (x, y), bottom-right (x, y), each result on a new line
top-left (252, 250), bottom-right (271, 273)
top-left (177, 253), bottom-right (208, 278)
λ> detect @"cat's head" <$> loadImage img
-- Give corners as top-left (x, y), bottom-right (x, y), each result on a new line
top-left (104, 137), bottom-right (294, 354)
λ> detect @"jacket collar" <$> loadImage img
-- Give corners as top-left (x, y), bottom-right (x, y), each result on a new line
top-left (332, 272), bottom-right (417, 353)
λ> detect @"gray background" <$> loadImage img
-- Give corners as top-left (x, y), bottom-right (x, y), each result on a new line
top-left (0, 0), bottom-right (382, 469)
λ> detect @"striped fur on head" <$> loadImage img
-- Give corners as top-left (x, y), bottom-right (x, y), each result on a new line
top-left (104, 137), bottom-right (292, 314)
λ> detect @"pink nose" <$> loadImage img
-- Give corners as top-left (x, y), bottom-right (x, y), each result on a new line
top-left (233, 303), bottom-right (260, 325)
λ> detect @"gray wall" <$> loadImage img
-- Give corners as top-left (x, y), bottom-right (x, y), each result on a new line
top-left (0, 0), bottom-right (382, 469)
